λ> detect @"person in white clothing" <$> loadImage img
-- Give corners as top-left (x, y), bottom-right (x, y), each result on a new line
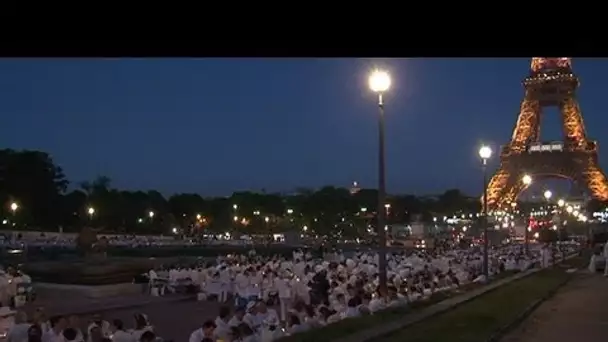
top-left (219, 267), bottom-right (232, 303)
top-left (87, 314), bottom-right (111, 342)
top-left (228, 307), bottom-right (246, 327)
top-left (110, 319), bottom-right (134, 342)
top-left (7, 311), bottom-right (30, 342)
top-left (274, 274), bottom-right (291, 322)
top-left (234, 270), bottom-right (250, 308)
top-left (41, 315), bottom-right (66, 342)
top-left (188, 320), bottom-right (216, 342)
top-left (214, 306), bottom-right (232, 341)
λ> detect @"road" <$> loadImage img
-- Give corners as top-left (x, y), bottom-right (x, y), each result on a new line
top-left (500, 272), bottom-right (608, 342)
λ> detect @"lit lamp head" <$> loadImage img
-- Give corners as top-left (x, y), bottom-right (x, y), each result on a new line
top-left (478, 145), bottom-right (492, 164)
top-left (148, 211), bottom-right (155, 218)
top-left (557, 199), bottom-right (565, 207)
top-left (9, 202), bottom-right (18, 212)
top-left (368, 69), bottom-right (391, 93)
top-left (87, 207), bottom-right (95, 215)
top-left (369, 69), bottom-right (391, 106)
top-left (522, 174), bottom-right (532, 186)
top-left (264, 216), bottom-right (270, 223)
top-left (543, 190), bottom-right (552, 200)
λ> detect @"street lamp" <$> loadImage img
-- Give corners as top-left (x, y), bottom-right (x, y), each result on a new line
top-left (10, 202), bottom-right (18, 214)
top-left (522, 174), bottom-right (532, 254)
top-left (543, 190), bottom-right (552, 201)
top-left (87, 207), bottom-right (95, 218)
top-left (369, 68), bottom-right (391, 295)
top-left (287, 208), bottom-right (293, 215)
top-left (148, 211), bottom-right (155, 219)
top-left (478, 145), bottom-right (492, 280)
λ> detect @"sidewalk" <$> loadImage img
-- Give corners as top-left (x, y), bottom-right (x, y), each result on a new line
top-left (500, 273), bottom-right (608, 342)
top-left (21, 293), bottom-right (193, 316)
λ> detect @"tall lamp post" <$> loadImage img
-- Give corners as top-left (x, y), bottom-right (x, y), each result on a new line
top-left (87, 207), bottom-right (95, 226)
top-left (9, 202), bottom-right (18, 227)
top-left (522, 174), bottom-right (532, 254)
top-left (478, 145), bottom-right (492, 280)
top-left (369, 69), bottom-right (391, 294)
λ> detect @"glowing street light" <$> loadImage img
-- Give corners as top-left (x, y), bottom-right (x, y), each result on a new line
top-left (360, 207), bottom-right (367, 213)
top-left (264, 216), bottom-right (270, 223)
top-left (478, 144), bottom-right (492, 280)
top-left (302, 225), bottom-right (308, 232)
top-left (233, 204), bottom-right (238, 210)
top-left (478, 145), bottom-right (492, 161)
top-left (9, 202), bottom-right (18, 213)
top-left (87, 207), bottom-right (95, 217)
top-left (369, 69), bottom-right (391, 93)
top-left (368, 68), bottom-right (391, 295)
top-left (148, 211), bottom-right (155, 218)
top-left (287, 208), bottom-right (293, 215)
top-left (566, 206), bottom-right (574, 213)
top-left (196, 214), bottom-right (202, 220)
top-left (543, 190), bottom-right (552, 200)
top-left (557, 199), bottom-right (565, 207)
top-left (522, 174), bottom-right (532, 186)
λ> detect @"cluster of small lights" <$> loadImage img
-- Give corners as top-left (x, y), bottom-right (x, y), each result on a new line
top-left (592, 208), bottom-right (608, 223)
top-left (525, 72), bottom-right (575, 84)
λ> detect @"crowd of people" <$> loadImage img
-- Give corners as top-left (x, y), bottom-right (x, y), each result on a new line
top-left (0, 239), bottom-right (580, 342)
top-left (3, 310), bottom-right (161, 342)
top-left (146, 242), bottom-right (577, 342)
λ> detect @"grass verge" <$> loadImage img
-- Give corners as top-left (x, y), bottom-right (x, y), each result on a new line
top-left (279, 271), bottom-right (518, 342)
top-left (374, 256), bottom-right (587, 342)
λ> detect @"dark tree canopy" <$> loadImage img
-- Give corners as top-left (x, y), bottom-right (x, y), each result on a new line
top-left (2, 148), bottom-right (604, 236)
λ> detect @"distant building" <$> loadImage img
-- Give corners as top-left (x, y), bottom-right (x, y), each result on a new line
top-left (350, 181), bottom-right (361, 195)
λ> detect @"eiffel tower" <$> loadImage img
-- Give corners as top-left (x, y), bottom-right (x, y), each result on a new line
top-left (485, 57), bottom-right (608, 210)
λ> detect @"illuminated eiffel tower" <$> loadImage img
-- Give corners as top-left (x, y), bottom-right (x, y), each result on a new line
top-left (485, 58), bottom-right (608, 210)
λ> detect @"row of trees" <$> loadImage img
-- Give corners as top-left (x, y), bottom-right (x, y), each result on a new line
top-left (1, 149), bottom-right (605, 236)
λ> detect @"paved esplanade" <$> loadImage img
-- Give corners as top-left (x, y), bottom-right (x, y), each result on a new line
top-left (501, 273), bottom-right (608, 342)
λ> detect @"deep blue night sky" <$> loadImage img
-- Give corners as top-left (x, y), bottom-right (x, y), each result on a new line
top-left (1, 58), bottom-right (607, 197)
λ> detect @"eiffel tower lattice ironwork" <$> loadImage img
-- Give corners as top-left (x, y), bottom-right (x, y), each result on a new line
top-left (484, 57), bottom-right (608, 210)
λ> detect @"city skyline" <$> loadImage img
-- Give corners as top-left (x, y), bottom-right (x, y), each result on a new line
top-left (1, 58), bottom-right (608, 196)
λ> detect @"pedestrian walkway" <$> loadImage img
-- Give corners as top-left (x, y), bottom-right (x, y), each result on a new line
top-left (22, 293), bottom-right (193, 316)
top-left (500, 273), bottom-right (608, 342)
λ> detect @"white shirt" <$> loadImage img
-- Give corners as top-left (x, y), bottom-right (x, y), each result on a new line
top-left (235, 273), bottom-right (249, 297)
top-left (228, 315), bottom-right (243, 327)
top-left (130, 327), bottom-right (152, 342)
top-left (41, 329), bottom-right (62, 342)
top-left (188, 328), bottom-right (205, 342)
top-left (7, 323), bottom-right (31, 342)
top-left (111, 330), bottom-right (134, 342)
top-left (214, 317), bottom-right (231, 341)
top-left (274, 277), bottom-right (291, 299)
